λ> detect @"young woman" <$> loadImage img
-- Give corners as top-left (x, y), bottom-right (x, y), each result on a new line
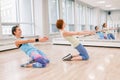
top-left (95, 26), bottom-right (107, 39)
top-left (12, 25), bottom-right (49, 68)
top-left (56, 19), bottom-right (95, 61)
top-left (102, 23), bottom-right (116, 40)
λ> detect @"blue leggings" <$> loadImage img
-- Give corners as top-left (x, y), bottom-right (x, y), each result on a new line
top-left (33, 58), bottom-right (49, 68)
top-left (30, 50), bottom-right (50, 68)
top-left (75, 44), bottom-right (89, 60)
top-left (107, 33), bottom-right (115, 40)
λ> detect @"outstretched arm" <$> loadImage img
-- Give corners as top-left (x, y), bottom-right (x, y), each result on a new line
top-left (101, 28), bottom-right (118, 33)
top-left (63, 31), bottom-right (95, 37)
top-left (15, 37), bottom-right (48, 47)
top-left (109, 27), bottom-right (118, 30)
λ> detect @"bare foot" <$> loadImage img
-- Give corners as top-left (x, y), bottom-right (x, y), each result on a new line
top-left (71, 56), bottom-right (82, 61)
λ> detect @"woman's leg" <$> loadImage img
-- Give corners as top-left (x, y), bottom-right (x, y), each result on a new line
top-left (32, 62), bottom-right (44, 68)
top-left (72, 54), bottom-right (80, 57)
top-left (107, 34), bottom-right (111, 39)
top-left (63, 44), bottom-right (89, 61)
top-left (71, 56), bottom-right (82, 61)
top-left (103, 33), bottom-right (107, 39)
top-left (37, 50), bottom-right (49, 62)
top-left (75, 44), bottom-right (89, 60)
top-left (32, 61), bottom-right (46, 68)
top-left (36, 50), bottom-right (50, 63)
top-left (30, 50), bottom-right (49, 63)
top-left (21, 58), bottom-right (47, 68)
top-left (30, 51), bottom-right (42, 60)
top-left (110, 33), bottom-right (115, 40)
top-left (30, 51), bottom-right (49, 67)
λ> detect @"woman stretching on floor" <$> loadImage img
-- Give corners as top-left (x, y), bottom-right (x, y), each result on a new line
top-left (12, 25), bottom-right (49, 68)
top-left (56, 19), bottom-right (95, 61)
top-left (102, 23), bottom-right (117, 40)
top-left (95, 26), bottom-right (107, 39)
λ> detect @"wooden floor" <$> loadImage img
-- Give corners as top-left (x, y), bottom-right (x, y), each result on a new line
top-left (0, 44), bottom-right (120, 80)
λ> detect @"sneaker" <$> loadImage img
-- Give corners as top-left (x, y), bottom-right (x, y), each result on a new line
top-left (62, 53), bottom-right (71, 60)
top-left (62, 54), bottom-right (72, 61)
top-left (20, 63), bottom-right (30, 67)
top-left (29, 60), bottom-right (35, 64)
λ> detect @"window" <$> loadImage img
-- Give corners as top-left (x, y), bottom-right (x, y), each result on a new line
top-left (87, 7), bottom-right (94, 30)
top-left (80, 5), bottom-right (86, 30)
top-left (1, 0), bottom-right (17, 23)
top-left (48, 0), bottom-right (59, 33)
top-left (62, 0), bottom-right (75, 31)
top-left (19, 0), bottom-right (34, 36)
top-left (82, 6), bottom-right (86, 25)
top-left (76, 4), bottom-right (83, 31)
top-left (0, 0), bottom-right (34, 36)
top-left (76, 2), bottom-right (94, 31)
top-left (76, 4), bottom-right (86, 31)
top-left (48, 0), bottom-right (95, 34)
top-left (1, 25), bottom-right (14, 35)
top-left (87, 7), bottom-right (90, 26)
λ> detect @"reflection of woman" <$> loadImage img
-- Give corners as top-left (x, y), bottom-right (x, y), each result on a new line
top-left (95, 26), bottom-right (107, 39)
top-left (102, 23), bottom-right (115, 40)
top-left (12, 25), bottom-right (49, 68)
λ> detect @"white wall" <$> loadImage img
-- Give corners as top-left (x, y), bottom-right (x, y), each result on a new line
top-left (93, 8), bottom-right (101, 27)
top-left (19, 0), bottom-right (34, 36)
top-left (93, 8), bottom-right (107, 29)
top-left (107, 10), bottom-right (120, 27)
top-left (19, 0), bottom-right (33, 23)
top-left (100, 11), bottom-right (107, 26)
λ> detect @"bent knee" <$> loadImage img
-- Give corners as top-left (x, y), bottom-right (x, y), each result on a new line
top-left (82, 56), bottom-right (89, 60)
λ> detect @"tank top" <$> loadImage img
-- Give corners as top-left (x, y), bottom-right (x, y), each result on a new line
top-left (18, 38), bottom-right (37, 56)
top-left (60, 30), bottom-right (80, 48)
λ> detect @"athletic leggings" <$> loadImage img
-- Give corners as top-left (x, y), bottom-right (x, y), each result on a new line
top-left (75, 44), bottom-right (89, 60)
top-left (30, 50), bottom-right (49, 67)
top-left (107, 33), bottom-right (115, 40)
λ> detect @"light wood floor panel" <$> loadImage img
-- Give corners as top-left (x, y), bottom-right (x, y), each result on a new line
top-left (0, 44), bottom-right (120, 80)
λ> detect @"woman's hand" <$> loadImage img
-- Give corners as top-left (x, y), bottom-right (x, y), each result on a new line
top-left (78, 31), bottom-right (95, 35)
top-left (39, 36), bottom-right (49, 42)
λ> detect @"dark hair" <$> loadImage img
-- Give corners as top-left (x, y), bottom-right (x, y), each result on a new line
top-left (56, 19), bottom-right (64, 29)
top-left (103, 23), bottom-right (106, 28)
top-left (12, 25), bottom-right (19, 35)
top-left (95, 26), bottom-right (98, 30)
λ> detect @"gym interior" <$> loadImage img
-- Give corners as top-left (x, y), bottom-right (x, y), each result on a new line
top-left (0, 0), bottom-right (120, 80)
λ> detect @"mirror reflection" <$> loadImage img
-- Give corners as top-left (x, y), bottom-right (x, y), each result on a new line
top-left (95, 23), bottom-right (119, 40)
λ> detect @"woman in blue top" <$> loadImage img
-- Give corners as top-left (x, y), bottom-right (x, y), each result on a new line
top-left (12, 25), bottom-right (49, 68)
top-left (95, 26), bottom-right (107, 39)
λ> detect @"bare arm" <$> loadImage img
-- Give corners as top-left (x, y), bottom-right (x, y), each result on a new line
top-left (15, 37), bottom-right (48, 47)
top-left (63, 31), bottom-right (95, 37)
top-left (109, 28), bottom-right (118, 30)
top-left (101, 28), bottom-right (117, 33)
top-left (78, 31), bottom-right (95, 35)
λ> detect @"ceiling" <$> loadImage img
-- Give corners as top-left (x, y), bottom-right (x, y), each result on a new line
top-left (80, 0), bottom-right (120, 11)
